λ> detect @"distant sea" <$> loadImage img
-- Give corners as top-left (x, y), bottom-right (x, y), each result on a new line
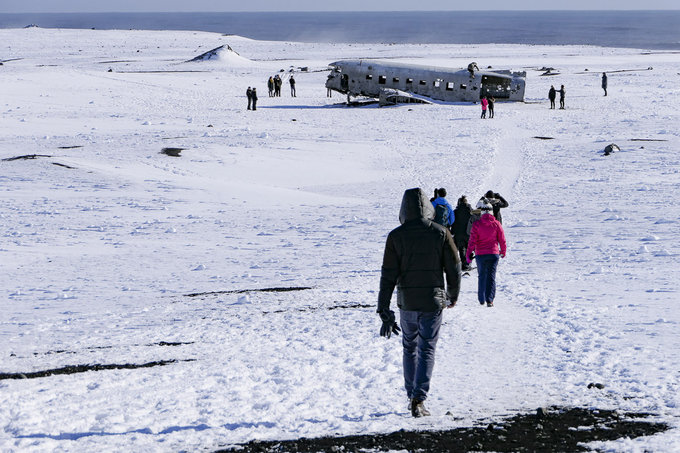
top-left (1, 11), bottom-right (679, 50)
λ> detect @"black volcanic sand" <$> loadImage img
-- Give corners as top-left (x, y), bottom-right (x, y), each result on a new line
top-left (215, 406), bottom-right (670, 452)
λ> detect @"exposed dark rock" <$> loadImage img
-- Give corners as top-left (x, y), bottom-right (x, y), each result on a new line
top-left (603, 144), bottom-right (620, 156)
top-left (185, 286), bottom-right (312, 298)
top-left (0, 359), bottom-right (195, 380)
top-left (188, 44), bottom-right (240, 62)
top-left (263, 303), bottom-right (374, 315)
top-left (52, 162), bottom-right (76, 169)
top-left (536, 407), bottom-right (551, 418)
top-left (2, 154), bottom-right (52, 161)
top-left (161, 147), bottom-right (184, 157)
top-left (214, 407), bottom-right (669, 453)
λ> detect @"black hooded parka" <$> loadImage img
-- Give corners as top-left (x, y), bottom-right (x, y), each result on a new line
top-left (378, 188), bottom-right (461, 313)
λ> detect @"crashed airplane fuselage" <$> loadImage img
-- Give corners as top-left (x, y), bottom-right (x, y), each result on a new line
top-left (326, 60), bottom-right (526, 103)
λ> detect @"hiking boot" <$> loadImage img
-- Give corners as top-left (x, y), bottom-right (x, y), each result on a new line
top-left (411, 399), bottom-right (431, 418)
top-left (487, 302), bottom-right (494, 307)
top-left (479, 300), bottom-right (485, 305)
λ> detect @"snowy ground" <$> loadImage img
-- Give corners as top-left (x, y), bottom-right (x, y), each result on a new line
top-left (1, 28), bottom-right (679, 452)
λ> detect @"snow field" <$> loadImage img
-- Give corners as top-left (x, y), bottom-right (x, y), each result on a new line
top-left (1, 28), bottom-right (680, 451)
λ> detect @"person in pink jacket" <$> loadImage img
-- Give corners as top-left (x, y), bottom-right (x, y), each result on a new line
top-left (466, 198), bottom-right (507, 307)
top-left (480, 96), bottom-right (489, 119)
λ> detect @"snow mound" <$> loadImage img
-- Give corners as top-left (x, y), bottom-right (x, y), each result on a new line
top-left (187, 44), bottom-right (253, 66)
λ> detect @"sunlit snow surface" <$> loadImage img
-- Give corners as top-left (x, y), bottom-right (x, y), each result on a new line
top-left (1, 28), bottom-right (679, 452)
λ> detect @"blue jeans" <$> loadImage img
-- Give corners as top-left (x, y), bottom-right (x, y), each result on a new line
top-left (475, 254), bottom-right (500, 303)
top-left (400, 309), bottom-right (443, 401)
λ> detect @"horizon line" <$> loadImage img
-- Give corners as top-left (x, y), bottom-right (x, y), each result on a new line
top-left (3, 9), bottom-right (680, 13)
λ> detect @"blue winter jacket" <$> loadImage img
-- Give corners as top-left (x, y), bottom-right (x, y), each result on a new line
top-left (431, 197), bottom-right (455, 225)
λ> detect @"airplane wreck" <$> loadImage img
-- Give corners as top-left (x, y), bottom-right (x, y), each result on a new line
top-left (326, 60), bottom-right (526, 104)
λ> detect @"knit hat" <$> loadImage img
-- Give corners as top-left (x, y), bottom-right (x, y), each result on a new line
top-left (476, 197), bottom-right (493, 211)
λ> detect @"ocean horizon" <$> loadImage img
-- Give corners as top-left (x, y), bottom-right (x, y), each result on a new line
top-left (1, 11), bottom-right (679, 50)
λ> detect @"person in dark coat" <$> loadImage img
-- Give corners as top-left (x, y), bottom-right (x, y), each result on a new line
top-left (289, 75), bottom-right (296, 97)
top-left (484, 190), bottom-right (509, 224)
top-left (251, 88), bottom-right (258, 110)
top-left (274, 75), bottom-right (282, 97)
top-left (452, 195), bottom-right (473, 271)
top-left (267, 77), bottom-right (274, 97)
top-left (467, 61), bottom-right (479, 78)
top-left (488, 96), bottom-right (495, 118)
top-left (378, 188), bottom-right (461, 418)
top-left (246, 87), bottom-right (253, 110)
top-left (601, 72), bottom-right (608, 96)
top-left (559, 84), bottom-right (566, 109)
top-left (548, 85), bottom-right (556, 109)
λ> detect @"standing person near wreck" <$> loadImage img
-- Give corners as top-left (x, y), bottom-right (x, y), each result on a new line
top-left (601, 72), bottom-right (608, 96)
top-left (251, 88), bottom-right (258, 110)
top-left (289, 75), bottom-right (296, 97)
top-left (246, 87), bottom-right (253, 110)
top-left (377, 188), bottom-right (461, 418)
top-left (466, 198), bottom-right (507, 307)
top-left (480, 96), bottom-right (489, 119)
top-left (274, 75), bottom-right (282, 97)
top-left (488, 96), bottom-right (495, 118)
top-left (267, 76), bottom-right (274, 97)
top-left (548, 85), bottom-right (556, 109)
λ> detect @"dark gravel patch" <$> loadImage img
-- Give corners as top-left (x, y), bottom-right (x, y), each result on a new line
top-left (0, 359), bottom-right (195, 380)
top-left (185, 287), bottom-right (313, 298)
top-left (215, 406), bottom-right (669, 452)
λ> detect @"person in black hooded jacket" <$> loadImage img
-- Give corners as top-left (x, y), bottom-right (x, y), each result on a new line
top-left (484, 190), bottom-right (508, 225)
top-left (377, 187), bottom-right (461, 418)
top-left (452, 195), bottom-right (473, 271)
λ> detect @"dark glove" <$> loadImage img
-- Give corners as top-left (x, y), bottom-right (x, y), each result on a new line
top-left (378, 309), bottom-right (400, 339)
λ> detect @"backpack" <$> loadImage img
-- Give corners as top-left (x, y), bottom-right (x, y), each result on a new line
top-left (433, 203), bottom-right (450, 227)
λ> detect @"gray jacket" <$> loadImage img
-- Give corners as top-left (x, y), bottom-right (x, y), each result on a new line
top-left (378, 188), bottom-right (461, 313)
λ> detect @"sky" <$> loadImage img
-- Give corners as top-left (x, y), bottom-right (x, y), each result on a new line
top-left (2, 0), bottom-right (679, 13)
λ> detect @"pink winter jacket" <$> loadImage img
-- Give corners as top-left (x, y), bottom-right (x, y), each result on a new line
top-left (466, 213), bottom-right (506, 262)
top-left (481, 98), bottom-right (489, 110)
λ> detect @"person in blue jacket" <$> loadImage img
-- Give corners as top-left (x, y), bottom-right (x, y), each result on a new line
top-left (431, 188), bottom-right (455, 227)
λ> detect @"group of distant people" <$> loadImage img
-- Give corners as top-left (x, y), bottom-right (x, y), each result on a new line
top-left (267, 74), bottom-right (296, 97)
top-left (548, 84), bottom-right (566, 109)
top-left (480, 96), bottom-right (495, 118)
top-left (430, 188), bottom-right (508, 279)
top-left (246, 74), bottom-right (297, 110)
top-left (377, 186), bottom-right (507, 417)
top-left (547, 72), bottom-right (608, 109)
